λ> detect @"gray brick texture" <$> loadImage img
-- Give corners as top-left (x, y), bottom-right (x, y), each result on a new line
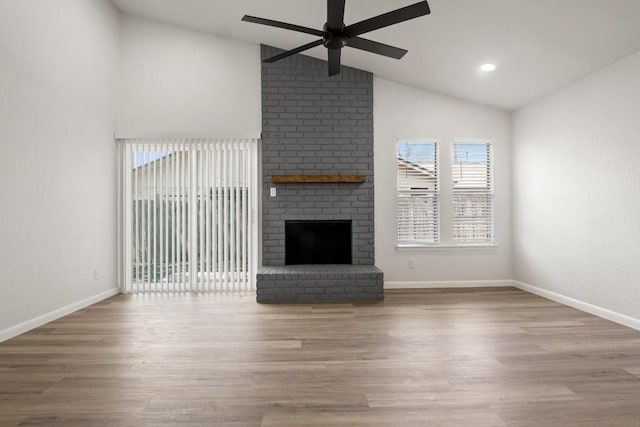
top-left (258, 45), bottom-right (382, 303)
top-left (260, 44), bottom-right (375, 266)
top-left (256, 266), bottom-right (384, 303)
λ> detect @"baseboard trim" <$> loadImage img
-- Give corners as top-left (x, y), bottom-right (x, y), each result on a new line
top-left (385, 279), bottom-right (640, 331)
top-left (2, 282), bottom-right (637, 340)
top-left (512, 281), bottom-right (640, 331)
top-left (0, 288), bottom-right (120, 343)
top-left (384, 280), bottom-right (514, 289)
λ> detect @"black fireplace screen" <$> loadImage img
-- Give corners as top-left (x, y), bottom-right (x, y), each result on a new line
top-left (285, 220), bottom-right (352, 265)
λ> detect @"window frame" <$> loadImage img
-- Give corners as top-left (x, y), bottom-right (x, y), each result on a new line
top-left (451, 140), bottom-right (495, 245)
top-left (396, 140), bottom-right (440, 246)
top-left (395, 138), bottom-right (498, 250)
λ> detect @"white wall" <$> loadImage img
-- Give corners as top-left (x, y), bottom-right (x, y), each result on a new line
top-left (118, 14), bottom-right (261, 137)
top-left (513, 51), bottom-right (640, 321)
top-left (0, 0), bottom-right (120, 336)
top-left (374, 78), bottom-right (512, 284)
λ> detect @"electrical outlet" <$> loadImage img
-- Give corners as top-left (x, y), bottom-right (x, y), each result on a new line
top-left (408, 258), bottom-right (415, 269)
top-left (270, 187), bottom-right (277, 197)
top-left (94, 270), bottom-right (99, 280)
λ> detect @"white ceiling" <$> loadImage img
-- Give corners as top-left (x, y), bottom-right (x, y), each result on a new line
top-left (111, 0), bottom-right (640, 111)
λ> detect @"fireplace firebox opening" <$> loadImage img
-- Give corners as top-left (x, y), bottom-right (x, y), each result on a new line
top-left (285, 220), bottom-right (352, 265)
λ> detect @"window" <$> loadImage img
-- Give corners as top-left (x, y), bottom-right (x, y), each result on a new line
top-left (452, 141), bottom-right (494, 244)
top-left (397, 141), bottom-right (438, 244)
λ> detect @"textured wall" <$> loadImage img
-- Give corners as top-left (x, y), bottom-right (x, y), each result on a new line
top-left (260, 45), bottom-right (374, 266)
top-left (513, 50), bottom-right (640, 321)
top-left (119, 14), bottom-right (261, 137)
top-left (0, 0), bottom-right (119, 336)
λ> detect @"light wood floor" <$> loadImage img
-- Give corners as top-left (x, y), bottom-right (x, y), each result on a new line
top-left (1, 288), bottom-right (640, 426)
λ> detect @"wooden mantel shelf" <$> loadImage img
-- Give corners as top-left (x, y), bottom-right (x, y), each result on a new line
top-left (272, 175), bottom-right (366, 184)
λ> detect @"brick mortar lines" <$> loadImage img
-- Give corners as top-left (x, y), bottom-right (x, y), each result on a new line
top-left (258, 45), bottom-right (382, 303)
top-left (260, 45), bottom-right (375, 267)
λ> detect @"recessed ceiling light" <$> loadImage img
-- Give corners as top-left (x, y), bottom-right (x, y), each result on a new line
top-left (480, 63), bottom-right (496, 72)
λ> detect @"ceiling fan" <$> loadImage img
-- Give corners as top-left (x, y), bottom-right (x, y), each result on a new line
top-left (242, 0), bottom-right (431, 76)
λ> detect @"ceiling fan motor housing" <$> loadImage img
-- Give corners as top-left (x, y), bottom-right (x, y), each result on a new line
top-left (322, 23), bottom-right (347, 49)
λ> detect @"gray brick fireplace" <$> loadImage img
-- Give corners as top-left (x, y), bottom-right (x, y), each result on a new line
top-left (256, 45), bottom-right (383, 303)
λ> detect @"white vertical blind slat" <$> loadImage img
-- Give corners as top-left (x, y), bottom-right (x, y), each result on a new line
top-left (228, 141), bottom-right (234, 291)
top-left (158, 140), bottom-right (163, 293)
top-left (197, 143), bottom-right (202, 291)
top-left (198, 142), bottom-right (205, 292)
top-left (249, 140), bottom-right (257, 290)
top-left (181, 142), bottom-right (187, 291)
top-left (242, 140), bottom-right (248, 291)
top-left (153, 140), bottom-right (158, 292)
top-left (183, 141), bottom-right (188, 291)
top-left (175, 141), bottom-right (180, 291)
top-left (172, 139), bottom-right (178, 290)
top-left (205, 142), bottom-right (211, 291)
top-left (216, 142), bottom-right (222, 290)
top-left (222, 141), bottom-right (228, 291)
top-left (189, 141), bottom-right (197, 292)
top-left (142, 143), bottom-right (146, 292)
top-left (231, 140), bottom-right (238, 291)
top-left (146, 142), bottom-right (151, 292)
top-left (235, 140), bottom-right (242, 291)
top-left (132, 144), bottom-right (138, 293)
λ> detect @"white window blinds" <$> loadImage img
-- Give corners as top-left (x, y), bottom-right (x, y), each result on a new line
top-left (117, 138), bottom-right (258, 293)
top-left (452, 142), bottom-right (494, 244)
top-left (397, 141), bottom-right (439, 244)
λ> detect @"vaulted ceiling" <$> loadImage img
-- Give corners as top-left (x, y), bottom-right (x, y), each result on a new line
top-left (112, 0), bottom-right (640, 111)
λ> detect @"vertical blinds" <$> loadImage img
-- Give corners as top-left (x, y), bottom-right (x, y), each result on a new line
top-left (397, 141), bottom-right (439, 244)
top-left (452, 142), bottom-right (494, 244)
top-left (117, 138), bottom-right (258, 293)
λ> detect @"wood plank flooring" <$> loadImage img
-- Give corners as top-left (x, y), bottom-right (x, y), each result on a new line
top-left (1, 288), bottom-right (640, 426)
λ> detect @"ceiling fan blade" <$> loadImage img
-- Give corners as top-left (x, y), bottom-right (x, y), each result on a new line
top-left (327, 0), bottom-right (346, 30)
top-left (242, 15), bottom-right (325, 37)
top-left (347, 37), bottom-right (407, 59)
top-left (328, 48), bottom-right (341, 77)
top-left (263, 39), bottom-right (324, 63)
top-left (343, 1), bottom-right (430, 38)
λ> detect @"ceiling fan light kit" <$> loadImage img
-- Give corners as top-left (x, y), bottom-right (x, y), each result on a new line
top-left (242, 0), bottom-right (431, 76)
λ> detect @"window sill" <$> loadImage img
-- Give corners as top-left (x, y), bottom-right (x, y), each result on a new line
top-left (396, 244), bottom-right (499, 251)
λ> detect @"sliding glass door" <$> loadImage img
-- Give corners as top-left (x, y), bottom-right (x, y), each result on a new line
top-left (117, 138), bottom-right (258, 293)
